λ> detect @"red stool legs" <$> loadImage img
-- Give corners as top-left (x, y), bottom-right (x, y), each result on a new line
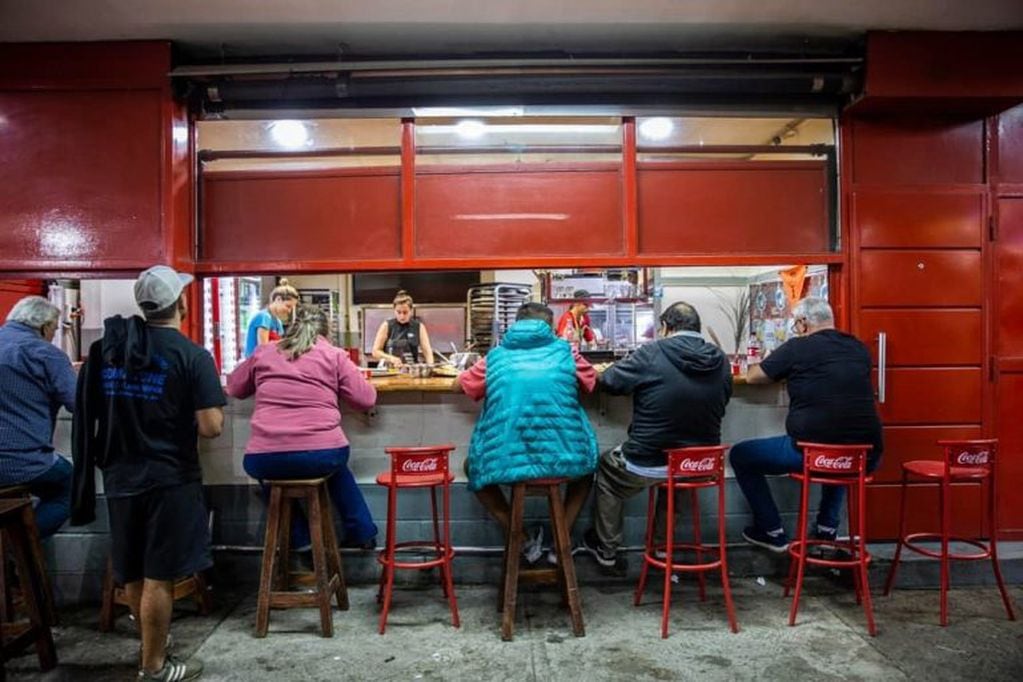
top-left (882, 470), bottom-right (910, 597)
top-left (377, 485), bottom-right (398, 634)
top-left (691, 488), bottom-right (707, 602)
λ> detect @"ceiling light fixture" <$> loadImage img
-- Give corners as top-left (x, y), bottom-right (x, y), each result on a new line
top-left (269, 120), bottom-right (309, 148)
top-left (454, 120), bottom-right (487, 139)
top-left (423, 123), bottom-right (620, 136)
top-left (638, 117), bottom-right (675, 141)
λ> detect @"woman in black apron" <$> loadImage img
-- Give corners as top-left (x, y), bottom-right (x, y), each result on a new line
top-left (371, 290), bottom-right (435, 368)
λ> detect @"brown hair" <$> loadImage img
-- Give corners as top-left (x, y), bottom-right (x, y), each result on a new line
top-left (392, 290), bottom-right (414, 308)
top-left (270, 278), bottom-right (299, 303)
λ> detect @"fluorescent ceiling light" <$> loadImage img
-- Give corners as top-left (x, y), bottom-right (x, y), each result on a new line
top-left (269, 120), bottom-right (309, 148)
top-left (638, 117), bottom-right (675, 141)
top-left (421, 123), bottom-right (621, 136)
top-left (454, 120), bottom-right (487, 139)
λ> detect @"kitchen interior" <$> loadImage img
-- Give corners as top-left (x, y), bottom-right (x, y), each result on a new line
top-left (58, 263), bottom-right (828, 380)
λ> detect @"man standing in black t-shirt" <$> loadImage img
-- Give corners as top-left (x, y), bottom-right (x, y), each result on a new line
top-left (730, 297), bottom-right (882, 553)
top-left (73, 266), bottom-right (225, 681)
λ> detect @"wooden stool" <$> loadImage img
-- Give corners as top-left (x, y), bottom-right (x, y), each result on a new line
top-left (255, 478), bottom-right (348, 637)
top-left (98, 557), bottom-right (212, 632)
top-left (499, 478), bottom-right (584, 641)
top-left (0, 497), bottom-right (56, 673)
top-left (0, 485), bottom-right (57, 627)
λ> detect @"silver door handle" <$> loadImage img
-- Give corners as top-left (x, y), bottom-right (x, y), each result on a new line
top-left (877, 331), bottom-right (887, 404)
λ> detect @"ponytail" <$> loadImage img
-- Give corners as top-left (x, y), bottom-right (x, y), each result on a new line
top-left (277, 304), bottom-right (328, 360)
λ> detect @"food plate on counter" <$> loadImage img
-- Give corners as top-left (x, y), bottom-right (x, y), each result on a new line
top-left (369, 367), bottom-right (400, 377)
top-left (431, 365), bottom-right (461, 378)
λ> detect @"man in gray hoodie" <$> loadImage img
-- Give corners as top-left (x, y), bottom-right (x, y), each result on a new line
top-left (579, 302), bottom-right (732, 574)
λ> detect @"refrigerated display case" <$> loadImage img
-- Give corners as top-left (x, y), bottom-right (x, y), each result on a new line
top-left (204, 276), bottom-right (262, 374)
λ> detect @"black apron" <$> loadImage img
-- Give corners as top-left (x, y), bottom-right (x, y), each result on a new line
top-left (386, 318), bottom-right (422, 363)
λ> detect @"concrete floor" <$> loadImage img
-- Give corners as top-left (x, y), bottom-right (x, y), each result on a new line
top-left (7, 576), bottom-right (1023, 681)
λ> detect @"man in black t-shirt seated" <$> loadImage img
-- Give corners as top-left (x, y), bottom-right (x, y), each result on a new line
top-left (730, 297), bottom-right (882, 553)
top-left (72, 266), bottom-right (226, 681)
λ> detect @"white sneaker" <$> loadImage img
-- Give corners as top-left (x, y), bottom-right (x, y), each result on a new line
top-left (522, 526), bottom-right (544, 564)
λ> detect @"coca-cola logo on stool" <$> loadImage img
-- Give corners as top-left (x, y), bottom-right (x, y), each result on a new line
top-left (677, 457), bottom-right (716, 474)
top-left (955, 450), bottom-right (989, 466)
top-left (813, 454), bottom-right (854, 470)
top-left (401, 457), bottom-right (440, 473)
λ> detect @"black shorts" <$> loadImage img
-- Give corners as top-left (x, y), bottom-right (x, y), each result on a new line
top-left (107, 481), bottom-right (213, 584)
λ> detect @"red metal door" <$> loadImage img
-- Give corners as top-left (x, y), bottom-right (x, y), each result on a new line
top-left (994, 199), bottom-right (1023, 536)
top-left (846, 116), bottom-right (989, 539)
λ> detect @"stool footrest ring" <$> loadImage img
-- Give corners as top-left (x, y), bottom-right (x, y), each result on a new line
top-left (788, 539), bottom-right (872, 568)
top-left (902, 533), bottom-right (991, 561)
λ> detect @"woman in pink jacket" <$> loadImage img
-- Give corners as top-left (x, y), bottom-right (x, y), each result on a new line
top-left (227, 304), bottom-right (378, 549)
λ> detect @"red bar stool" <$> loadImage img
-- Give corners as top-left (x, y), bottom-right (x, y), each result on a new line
top-left (376, 445), bottom-right (459, 635)
top-left (785, 442), bottom-right (876, 636)
top-left (634, 445), bottom-right (738, 638)
top-left (883, 439), bottom-right (1016, 626)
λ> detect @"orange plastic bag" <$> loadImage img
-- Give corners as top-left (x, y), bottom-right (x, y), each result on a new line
top-left (779, 265), bottom-right (807, 308)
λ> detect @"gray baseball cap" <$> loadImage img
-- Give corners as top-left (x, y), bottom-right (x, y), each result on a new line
top-left (134, 265), bottom-right (194, 311)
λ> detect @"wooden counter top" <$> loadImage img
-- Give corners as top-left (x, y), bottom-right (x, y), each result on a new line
top-left (370, 375), bottom-right (461, 392)
top-left (369, 372), bottom-right (753, 391)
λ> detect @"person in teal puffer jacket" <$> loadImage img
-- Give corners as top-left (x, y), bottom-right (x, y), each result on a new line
top-left (459, 302), bottom-right (599, 563)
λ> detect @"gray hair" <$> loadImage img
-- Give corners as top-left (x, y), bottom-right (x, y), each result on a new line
top-left (792, 297), bottom-right (834, 326)
top-left (6, 296), bottom-right (60, 331)
top-left (277, 304), bottom-right (328, 360)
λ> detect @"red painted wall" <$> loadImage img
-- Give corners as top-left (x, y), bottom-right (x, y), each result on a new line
top-left (637, 162), bottom-right (829, 256)
top-left (199, 159), bottom-right (834, 271)
top-left (0, 42), bottom-right (190, 275)
top-left (202, 168), bottom-right (402, 265)
top-left (415, 165), bottom-right (624, 261)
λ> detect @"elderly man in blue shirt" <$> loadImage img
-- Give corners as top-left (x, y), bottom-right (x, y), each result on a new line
top-left (0, 295), bottom-right (77, 538)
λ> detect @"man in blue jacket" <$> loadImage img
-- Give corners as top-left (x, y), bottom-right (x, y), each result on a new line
top-left (459, 302), bottom-right (598, 563)
top-left (579, 302), bottom-right (732, 574)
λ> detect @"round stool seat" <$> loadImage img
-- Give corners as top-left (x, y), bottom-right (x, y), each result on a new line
top-left (264, 477), bottom-right (330, 486)
top-left (790, 471), bottom-right (874, 484)
top-left (902, 460), bottom-right (988, 480)
top-left (375, 471), bottom-right (454, 487)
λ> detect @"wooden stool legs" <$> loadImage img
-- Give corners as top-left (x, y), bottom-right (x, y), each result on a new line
top-left (255, 479), bottom-right (347, 638)
top-left (99, 557), bottom-right (212, 632)
top-left (500, 480), bottom-right (584, 641)
top-left (0, 500), bottom-right (56, 672)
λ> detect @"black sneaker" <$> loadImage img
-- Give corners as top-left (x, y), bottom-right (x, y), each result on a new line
top-left (139, 654), bottom-right (203, 681)
top-left (340, 536), bottom-right (377, 551)
top-left (813, 526), bottom-right (838, 544)
top-left (742, 526), bottom-right (790, 554)
top-left (574, 529), bottom-right (616, 567)
top-left (810, 526), bottom-right (839, 559)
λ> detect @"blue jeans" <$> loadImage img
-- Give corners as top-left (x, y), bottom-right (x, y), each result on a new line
top-left (730, 435), bottom-right (879, 535)
top-left (244, 447), bottom-right (377, 550)
top-left (22, 456), bottom-right (72, 539)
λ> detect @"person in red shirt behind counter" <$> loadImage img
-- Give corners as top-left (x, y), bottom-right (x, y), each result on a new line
top-left (556, 299), bottom-right (596, 347)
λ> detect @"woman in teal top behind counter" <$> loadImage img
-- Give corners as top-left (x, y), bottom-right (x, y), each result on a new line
top-left (244, 280), bottom-right (299, 357)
